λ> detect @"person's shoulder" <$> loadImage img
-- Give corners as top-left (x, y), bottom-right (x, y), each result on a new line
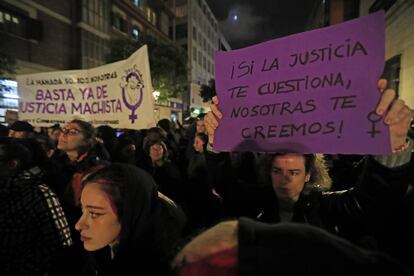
top-left (5, 176), bottom-right (47, 210)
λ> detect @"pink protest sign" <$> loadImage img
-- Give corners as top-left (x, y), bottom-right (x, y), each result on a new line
top-left (214, 11), bottom-right (390, 154)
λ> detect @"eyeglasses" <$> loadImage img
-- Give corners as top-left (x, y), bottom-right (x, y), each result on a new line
top-left (61, 128), bottom-right (82, 136)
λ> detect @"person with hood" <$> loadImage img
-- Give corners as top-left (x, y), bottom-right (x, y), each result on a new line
top-left (142, 139), bottom-right (185, 205)
top-left (75, 163), bottom-right (187, 275)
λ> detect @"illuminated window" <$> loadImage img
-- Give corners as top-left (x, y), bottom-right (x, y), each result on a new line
top-left (132, 0), bottom-right (140, 7)
top-left (132, 27), bottom-right (140, 38)
top-left (0, 9), bottom-right (26, 38)
top-left (146, 7), bottom-right (156, 25)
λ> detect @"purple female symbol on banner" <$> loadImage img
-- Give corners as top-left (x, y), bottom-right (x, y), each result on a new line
top-left (121, 71), bottom-right (144, 123)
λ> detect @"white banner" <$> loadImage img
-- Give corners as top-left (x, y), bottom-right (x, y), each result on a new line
top-left (16, 45), bottom-right (156, 129)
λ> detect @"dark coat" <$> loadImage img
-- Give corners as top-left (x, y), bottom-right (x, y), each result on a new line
top-left (0, 167), bottom-right (72, 275)
top-left (142, 158), bottom-right (185, 205)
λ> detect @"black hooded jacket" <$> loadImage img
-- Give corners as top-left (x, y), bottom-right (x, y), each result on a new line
top-left (82, 164), bottom-right (186, 276)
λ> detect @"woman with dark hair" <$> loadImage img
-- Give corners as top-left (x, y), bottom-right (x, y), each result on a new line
top-left (75, 163), bottom-right (186, 275)
top-left (186, 132), bottom-right (221, 231)
top-left (48, 119), bottom-right (109, 276)
top-left (51, 119), bottom-right (108, 205)
top-left (141, 139), bottom-right (184, 205)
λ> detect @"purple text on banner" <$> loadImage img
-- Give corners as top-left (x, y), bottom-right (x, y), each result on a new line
top-left (214, 11), bottom-right (390, 154)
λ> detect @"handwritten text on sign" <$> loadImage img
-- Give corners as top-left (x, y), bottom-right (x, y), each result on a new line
top-left (214, 11), bottom-right (389, 154)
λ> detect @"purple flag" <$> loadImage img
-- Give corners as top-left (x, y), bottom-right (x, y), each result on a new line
top-left (214, 11), bottom-right (390, 154)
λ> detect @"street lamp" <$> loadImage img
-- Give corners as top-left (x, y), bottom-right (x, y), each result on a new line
top-left (152, 90), bottom-right (160, 101)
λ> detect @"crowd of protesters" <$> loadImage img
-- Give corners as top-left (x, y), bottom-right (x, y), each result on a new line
top-left (0, 79), bottom-right (413, 275)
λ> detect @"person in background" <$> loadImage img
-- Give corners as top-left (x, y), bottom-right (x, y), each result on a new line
top-left (51, 119), bottom-right (107, 203)
top-left (48, 123), bottom-right (62, 145)
top-left (141, 139), bottom-right (185, 206)
top-left (172, 218), bottom-right (411, 275)
top-left (35, 133), bottom-right (58, 158)
top-left (186, 132), bottom-right (222, 232)
top-left (48, 119), bottom-right (108, 276)
top-left (112, 135), bottom-right (138, 165)
top-left (96, 125), bottom-right (118, 161)
top-left (75, 163), bottom-right (186, 275)
top-left (185, 114), bottom-right (207, 164)
top-left (195, 115), bottom-right (207, 135)
top-left (8, 120), bottom-right (34, 138)
top-left (0, 137), bottom-right (72, 275)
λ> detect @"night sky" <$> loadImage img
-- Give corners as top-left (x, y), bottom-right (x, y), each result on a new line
top-left (207, 0), bottom-right (318, 49)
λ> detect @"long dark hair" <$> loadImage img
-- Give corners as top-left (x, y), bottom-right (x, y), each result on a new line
top-left (80, 163), bottom-right (159, 248)
top-left (80, 163), bottom-right (187, 275)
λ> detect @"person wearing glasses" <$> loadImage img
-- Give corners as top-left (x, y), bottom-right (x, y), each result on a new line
top-left (48, 119), bottom-right (109, 276)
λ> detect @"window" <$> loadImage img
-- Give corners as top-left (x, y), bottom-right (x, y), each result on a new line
top-left (193, 26), bottom-right (197, 41)
top-left (176, 23), bottom-right (187, 39)
top-left (82, 0), bottom-right (109, 32)
top-left (132, 27), bottom-right (140, 38)
top-left (343, 0), bottom-right (360, 20)
top-left (0, 9), bottom-right (25, 38)
top-left (203, 56), bottom-right (206, 69)
top-left (369, 0), bottom-right (397, 13)
top-left (193, 46), bottom-right (197, 61)
top-left (81, 31), bottom-right (109, 68)
top-left (147, 7), bottom-right (157, 25)
top-left (112, 12), bottom-right (127, 32)
top-left (198, 51), bottom-right (202, 66)
top-left (132, 0), bottom-right (140, 7)
top-left (0, 79), bottom-right (18, 124)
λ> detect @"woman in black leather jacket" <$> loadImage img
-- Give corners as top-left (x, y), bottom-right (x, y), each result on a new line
top-left (204, 78), bottom-right (413, 246)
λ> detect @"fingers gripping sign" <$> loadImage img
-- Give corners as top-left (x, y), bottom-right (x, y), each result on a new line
top-left (205, 96), bottom-right (222, 145)
top-left (375, 79), bottom-right (411, 149)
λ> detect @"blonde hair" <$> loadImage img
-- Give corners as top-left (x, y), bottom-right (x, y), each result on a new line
top-left (261, 153), bottom-right (332, 192)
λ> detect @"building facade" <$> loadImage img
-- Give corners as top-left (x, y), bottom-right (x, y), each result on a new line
top-left (175, 0), bottom-right (230, 116)
top-left (360, 0), bottom-right (414, 108)
top-left (0, 0), bottom-right (179, 124)
top-left (307, 0), bottom-right (414, 109)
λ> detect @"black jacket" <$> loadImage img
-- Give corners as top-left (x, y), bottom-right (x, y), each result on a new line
top-left (238, 217), bottom-right (411, 275)
top-left (206, 151), bottom-right (410, 246)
